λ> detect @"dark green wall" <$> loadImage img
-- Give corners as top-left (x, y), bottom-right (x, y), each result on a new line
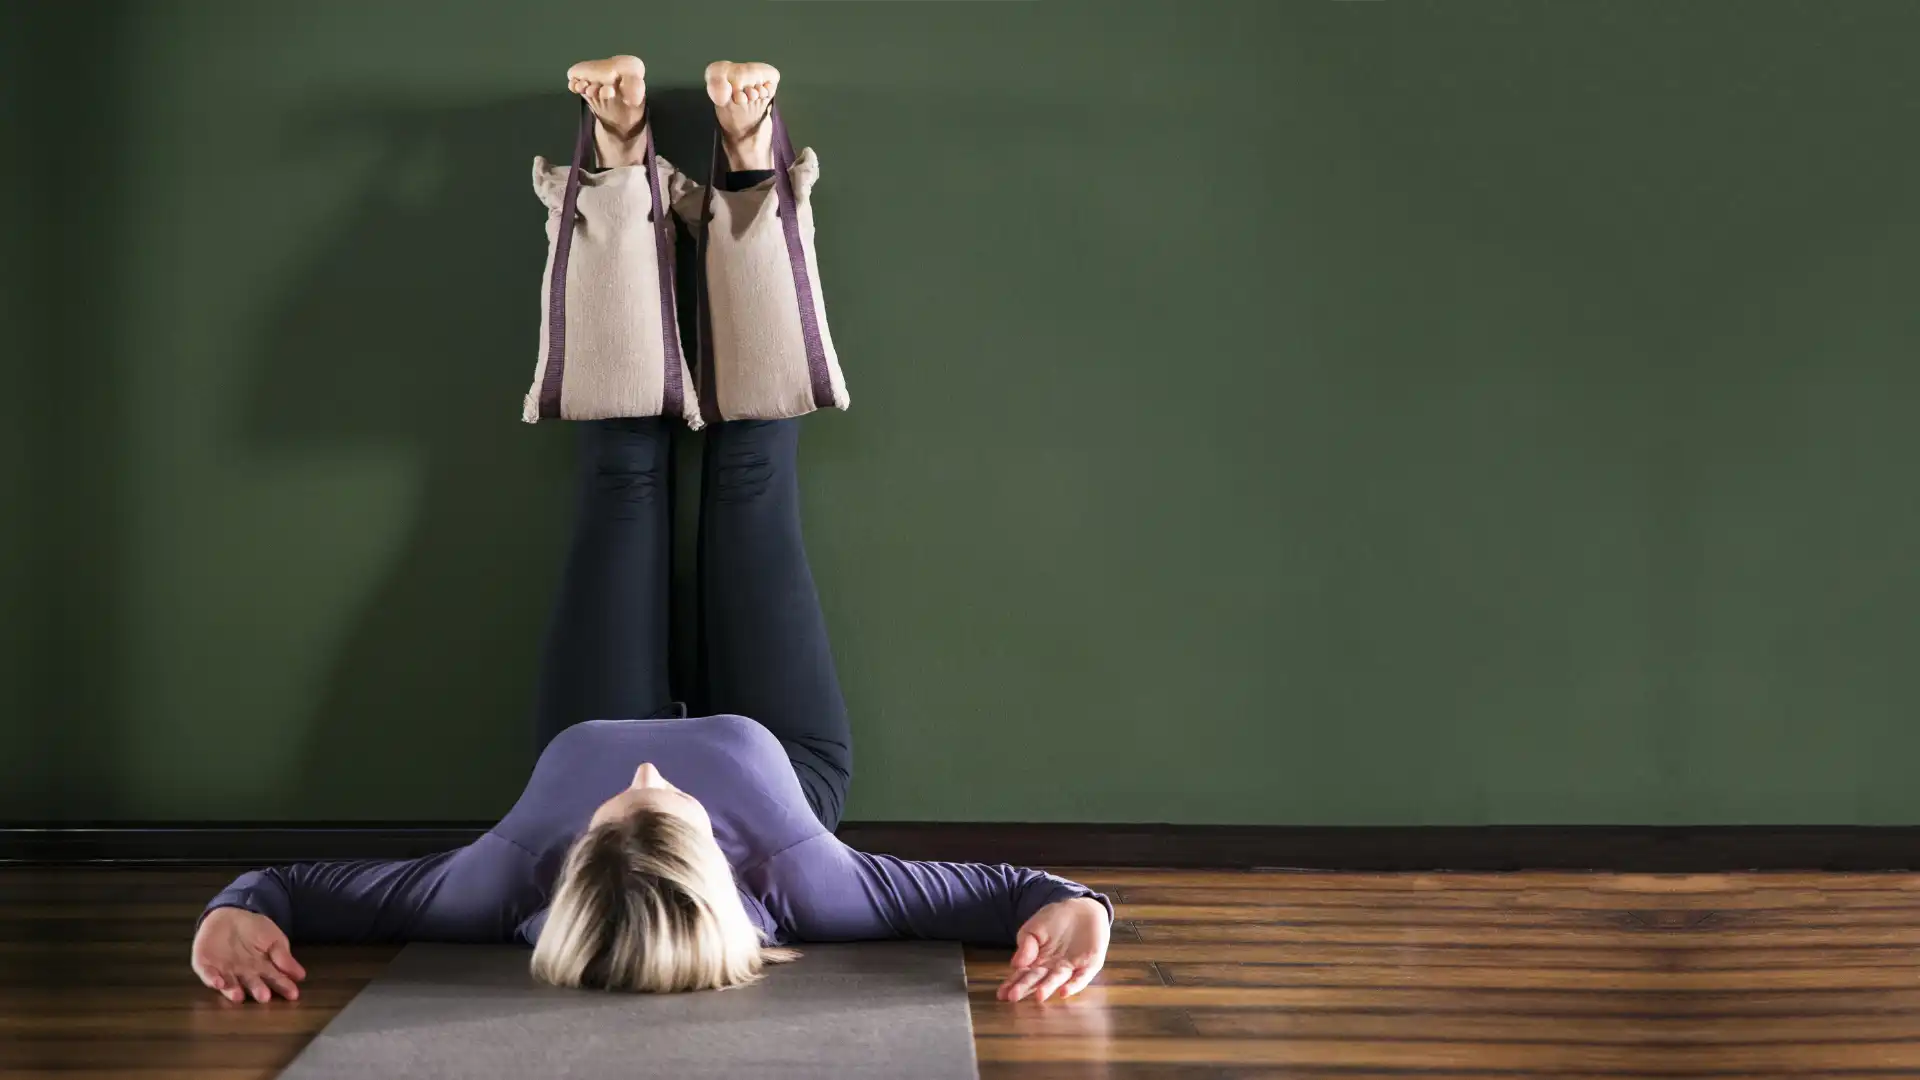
top-left (10, 1), bottom-right (1920, 825)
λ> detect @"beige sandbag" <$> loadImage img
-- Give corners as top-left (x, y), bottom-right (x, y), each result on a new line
top-left (679, 106), bottom-right (850, 422)
top-left (524, 101), bottom-right (704, 427)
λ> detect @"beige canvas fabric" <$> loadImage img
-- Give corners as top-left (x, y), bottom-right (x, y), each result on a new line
top-left (673, 146), bottom-right (851, 421)
top-left (524, 142), bottom-right (704, 427)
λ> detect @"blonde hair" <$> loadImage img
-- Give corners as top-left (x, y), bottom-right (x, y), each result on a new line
top-left (530, 808), bottom-right (799, 993)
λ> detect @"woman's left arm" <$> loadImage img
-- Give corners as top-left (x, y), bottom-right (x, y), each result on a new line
top-left (767, 838), bottom-right (1114, 1001)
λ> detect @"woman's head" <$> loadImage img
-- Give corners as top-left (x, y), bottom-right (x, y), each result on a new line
top-left (530, 763), bottom-right (794, 993)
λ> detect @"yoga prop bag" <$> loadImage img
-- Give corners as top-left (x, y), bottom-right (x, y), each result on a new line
top-left (691, 105), bottom-right (851, 422)
top-left (523, 100), bottom-right (704, 427)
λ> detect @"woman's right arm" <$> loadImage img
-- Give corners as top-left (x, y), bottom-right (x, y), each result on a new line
top-left (197, 834), bottom-right (536, 943)
top-left (193, 836), bottom-right (540, 1001)
top-left (192, 852), bottom-right (465, 1005)
top-left (196, 849), bottom-right (468, 943)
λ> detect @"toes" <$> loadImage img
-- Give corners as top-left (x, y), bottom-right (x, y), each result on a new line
top-left (704, 62), bottom-right (779, 113)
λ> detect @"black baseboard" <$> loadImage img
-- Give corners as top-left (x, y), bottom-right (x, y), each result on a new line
top-left (0, 824), bottom-right (491, 865)
top-left (4, 822), bottom-right (1919, 872)
top-left (834, 823), bottom-right (1920, 873)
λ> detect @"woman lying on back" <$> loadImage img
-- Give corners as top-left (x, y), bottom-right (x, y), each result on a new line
top-left (189, 55), bottom-right (1112, 1005)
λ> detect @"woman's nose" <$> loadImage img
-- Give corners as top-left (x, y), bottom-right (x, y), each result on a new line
top-left (632, 762), bottom-right (661, 788)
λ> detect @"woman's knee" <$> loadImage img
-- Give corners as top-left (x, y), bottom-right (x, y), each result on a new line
top-left (708, 420), bottom-right (798, 503)
top-left (582, 418), bottom-right (668, 508)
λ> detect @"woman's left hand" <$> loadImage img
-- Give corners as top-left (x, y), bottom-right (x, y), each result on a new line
top-left (997, 896), bottom-right (1111, 1003)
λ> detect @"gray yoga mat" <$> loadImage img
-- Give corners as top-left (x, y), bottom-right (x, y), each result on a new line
top-left (278, 941), bottom-right (979, 1080)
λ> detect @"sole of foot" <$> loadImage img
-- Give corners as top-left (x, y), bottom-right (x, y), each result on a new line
top-left (567, 55), bottom-right (648, 142)
top-left (705, 60), bottom-right (780, 142)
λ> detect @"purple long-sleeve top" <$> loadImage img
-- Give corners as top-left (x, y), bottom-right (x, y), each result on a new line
top-left (198, 715), bottom-right (1112, 948)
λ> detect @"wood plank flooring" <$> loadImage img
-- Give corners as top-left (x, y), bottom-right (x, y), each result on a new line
top-left (7, 867), bottom-right (1920, 1078)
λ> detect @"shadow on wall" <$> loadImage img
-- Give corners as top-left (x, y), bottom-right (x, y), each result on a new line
top-left (241, 90), bottom-right (720, 819)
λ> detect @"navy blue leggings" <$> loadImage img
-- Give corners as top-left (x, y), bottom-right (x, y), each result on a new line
top-left (531, 417), bottom-right (852, 830)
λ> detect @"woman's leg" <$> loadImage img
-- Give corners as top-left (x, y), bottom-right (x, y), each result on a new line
top-left (694, 61), bottom-right (852, 827)
top-left (696, 418), bottom-right (852, 829)
top-left (531, 417), bottom-right (675, 756)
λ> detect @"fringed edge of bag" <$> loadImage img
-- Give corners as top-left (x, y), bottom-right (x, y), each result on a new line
top-left (680, 388), bottom-right (708, 431)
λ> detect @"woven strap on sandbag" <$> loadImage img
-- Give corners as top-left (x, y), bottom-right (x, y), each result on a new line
top-left (540, 98), bottom-right (685, 419)
top-left (697, 103), bottom-right (835, 422)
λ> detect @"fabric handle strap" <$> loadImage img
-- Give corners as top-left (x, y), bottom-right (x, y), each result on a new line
top-left (770, 106), bottom-right (836, 410)
top-left (541, 98), bottom-right (684, 420)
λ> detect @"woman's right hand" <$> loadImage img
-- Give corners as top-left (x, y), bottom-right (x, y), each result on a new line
top-left (191, 907), bottom-right (306, 1003)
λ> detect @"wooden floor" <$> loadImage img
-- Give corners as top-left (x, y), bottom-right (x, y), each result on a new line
top-left (7, 867), bottom-right (1920, 1078)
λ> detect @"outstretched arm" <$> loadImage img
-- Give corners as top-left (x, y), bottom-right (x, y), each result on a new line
top-left (763, 837), bottom-right (1115, 1001)
top-left (196, 849), bottom-right (467, 944)
top-left (191, 851), bottom-right (464, 1005)
top-left (845, 849), bottom-right (1115, 942)
top-left (192, 835), bottom-right (538, 1002)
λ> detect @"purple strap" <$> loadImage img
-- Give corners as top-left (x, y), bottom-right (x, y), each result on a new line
top-left (697, 135), bottom-right (722, 424)
top-left (541, 99), bottom-right (684, 420)
top-left (770, 107), bottom-right (835, 410)
top-left (536, 101), bottom-right (592, 419)
top-left (643, 123), bottom-right (686, 419)
top-left (696, 103), bottom-right (834, 422)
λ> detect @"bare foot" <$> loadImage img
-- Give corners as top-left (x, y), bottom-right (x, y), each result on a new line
top-left (566, 55), bottom-right (648, 167)
top-left (705, 60), bottom-right (779, 171)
